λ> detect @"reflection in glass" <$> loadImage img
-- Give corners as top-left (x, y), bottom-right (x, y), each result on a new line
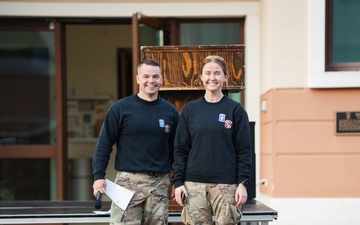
top-left (0, 159), bottom-right (50, 200)
top-left (180, 23), bottom-right (240, 45)
top-left (139, 24), bottom-right (163, 46)
top-left (332, 0), bottom-right (360, 63)
top-left (0, 31), bottom-right (56, 145)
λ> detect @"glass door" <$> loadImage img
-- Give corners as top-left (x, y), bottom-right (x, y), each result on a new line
top-left (132, 12), bottom-right (166, 93)
top-left (0, 19), bottom-right (67, 200)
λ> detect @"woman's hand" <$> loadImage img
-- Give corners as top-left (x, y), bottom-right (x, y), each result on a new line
top-left (174, 185), bottom-right (188, 206)
top-left (235, 183), bottom-right (248, 206)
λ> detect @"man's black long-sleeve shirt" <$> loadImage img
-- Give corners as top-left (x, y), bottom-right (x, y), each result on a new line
top-left (93, 94), bottom-right (179, 181)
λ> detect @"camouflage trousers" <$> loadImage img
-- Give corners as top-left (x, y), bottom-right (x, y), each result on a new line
top-left (182, 181), bottom-right (242, 225)
top-left (110, 171), bottom-right (170, 225)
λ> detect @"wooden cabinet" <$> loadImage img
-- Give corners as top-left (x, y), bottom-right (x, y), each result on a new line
top-left (141, 45), bottom-right (245, 111)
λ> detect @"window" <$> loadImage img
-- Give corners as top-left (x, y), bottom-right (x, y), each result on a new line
top-left (0, 26), bottom-right (56, 200)
top-left (0, 18), bottom-right (67, 200)
top-left (180, 22), bottom-right (241, 45)
top-left (0, 30), bottom-right (56, 145)
top-left (326, 0), bottom-right (360, 71)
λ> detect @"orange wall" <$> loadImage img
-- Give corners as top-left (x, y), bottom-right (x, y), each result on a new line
top-left (260, 88), bottom-right (360, 197)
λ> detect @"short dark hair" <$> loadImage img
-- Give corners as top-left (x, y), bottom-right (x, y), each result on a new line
top-left (137, 59), bottom-right (161, 73)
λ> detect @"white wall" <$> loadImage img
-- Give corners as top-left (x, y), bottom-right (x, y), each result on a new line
top-left (259, 192), bottom-right (360, 225)
top-left (260, 0), bottom-right (308, 93)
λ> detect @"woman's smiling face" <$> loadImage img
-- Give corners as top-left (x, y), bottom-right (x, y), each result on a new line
top-left (200, 61), bottom-right (228, 92)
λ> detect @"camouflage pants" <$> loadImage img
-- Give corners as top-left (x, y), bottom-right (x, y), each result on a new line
top-left (182, 181), bottom-right (242, 225)
top-left (110, 171), bottom-right (170, 225)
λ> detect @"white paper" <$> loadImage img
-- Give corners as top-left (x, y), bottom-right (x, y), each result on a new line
top-left (105, 179), bottom-right (134, 210)
top-left (93, 209), bottom-right (111, 215)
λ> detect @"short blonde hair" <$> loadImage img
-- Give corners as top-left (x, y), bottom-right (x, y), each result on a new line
top-left (201, 55), bottom-right (228, 75)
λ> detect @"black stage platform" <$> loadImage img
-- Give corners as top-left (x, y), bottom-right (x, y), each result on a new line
top-left (0, 200), bottom-right (277, 225)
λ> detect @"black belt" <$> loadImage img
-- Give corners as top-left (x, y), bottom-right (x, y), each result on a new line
top-left (147, 172), bottom-right (165, 176)
top-left (120, 171), bottom-right (166, 176)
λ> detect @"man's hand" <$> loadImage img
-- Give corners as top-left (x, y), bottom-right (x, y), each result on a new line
top-left (93, 179), bottom-right (107, 197)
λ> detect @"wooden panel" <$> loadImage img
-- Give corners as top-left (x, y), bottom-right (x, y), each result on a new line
top-left (141, 45), bottom-right (245, 91)
top-left (55, 20), bottom-right (68, 200)
top-left (160, 90), bottom-right (229, 112)
top-left (169, 199), bottom-right (182, 212)
top-left (159, 90), bottom-right (203, 112)
top-left (0, 145), bottom-right (57, 158)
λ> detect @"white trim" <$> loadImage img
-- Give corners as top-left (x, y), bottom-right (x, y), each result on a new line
top-left (0, 2), bottom-right (258, 17)
top-left (308, 0), bottom-right (360, 88)
top-left (259, 194), bottom-right (360, 225)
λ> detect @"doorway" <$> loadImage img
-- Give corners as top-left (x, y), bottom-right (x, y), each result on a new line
top-left (65, 18), bottom-right (244, 200)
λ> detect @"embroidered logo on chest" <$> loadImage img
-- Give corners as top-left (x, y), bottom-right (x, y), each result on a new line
top-left (218, 113), bottom-right (226, 122)
top-left (164, 124), bottom-right (170, 133)
top-left (224, 120), bottom-right (233, 129)
top-left (159, 119), bottom-right (170, 133)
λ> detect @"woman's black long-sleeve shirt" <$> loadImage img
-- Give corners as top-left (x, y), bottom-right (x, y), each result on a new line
top-left (172, 96), bottom-right (252, 188)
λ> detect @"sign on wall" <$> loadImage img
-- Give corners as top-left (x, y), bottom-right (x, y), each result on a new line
top-left (335, 111), bottom-right (360, 135)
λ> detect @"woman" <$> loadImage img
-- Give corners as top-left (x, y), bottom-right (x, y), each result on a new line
top-left (172, 55), bottom-right (252, 225)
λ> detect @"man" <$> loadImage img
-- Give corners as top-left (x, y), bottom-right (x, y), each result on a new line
top-left (92, 59), bottom-right (179, 225)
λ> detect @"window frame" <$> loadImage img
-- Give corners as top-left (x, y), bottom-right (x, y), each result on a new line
top-left (0, 18), bottom-right (68, 200)
top-left (325, 0), bottom-right (360, 71)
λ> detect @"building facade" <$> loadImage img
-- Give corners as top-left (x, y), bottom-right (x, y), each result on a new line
top-left (0, 0), bottom-right (360, 224)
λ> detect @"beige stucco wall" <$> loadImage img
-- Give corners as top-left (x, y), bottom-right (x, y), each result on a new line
top-left (260, 88), bottom-right (360, 197)
top-left (260, 0), bottom-right (308, 93)
top-left (66, 24), bottom-right (132, 98)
